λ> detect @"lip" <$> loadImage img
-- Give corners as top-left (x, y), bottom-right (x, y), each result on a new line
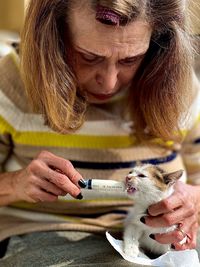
top-left (126, 181), bottom-right (137, 195)
top-left (88, 92), bottom-right (115, 101)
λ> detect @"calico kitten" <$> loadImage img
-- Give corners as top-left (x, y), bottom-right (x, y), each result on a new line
top-left (123, 164), bottom-right (184, 258)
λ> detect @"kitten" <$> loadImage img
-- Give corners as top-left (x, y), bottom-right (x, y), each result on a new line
top-left (123, 164), bottom-right (184, 258)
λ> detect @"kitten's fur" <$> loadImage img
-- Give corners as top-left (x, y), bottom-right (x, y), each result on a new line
top-left (123, 164), bottom-right (183, 258)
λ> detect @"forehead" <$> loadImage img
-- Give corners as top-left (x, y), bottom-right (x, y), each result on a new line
top-left (130, 165), bottom-right (150, 173)
top-left (68, 4), bottom-right (152, 57)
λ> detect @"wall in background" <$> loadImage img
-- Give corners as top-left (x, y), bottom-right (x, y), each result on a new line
top-left (0, 0), bottom-right (24, 32)
top-left (0, 0), bottom-right (199, 34)
top-left (189, 1), bottom-right (200, 34)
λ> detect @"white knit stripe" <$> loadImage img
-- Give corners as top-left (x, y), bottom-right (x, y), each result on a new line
top-left (0, 90), bottom-right (132, 136)
top-left (0, 207), bottom-right (71, 222)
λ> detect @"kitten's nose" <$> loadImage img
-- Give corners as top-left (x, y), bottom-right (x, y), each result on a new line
top-left (126, 176), bottom-right (132, 182)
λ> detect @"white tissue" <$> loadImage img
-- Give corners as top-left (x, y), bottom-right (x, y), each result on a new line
top-left (106, 232), bottom-right (200, 267)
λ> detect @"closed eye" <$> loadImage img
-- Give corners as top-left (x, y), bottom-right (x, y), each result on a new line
top-left (77, 49), bottom-right (146, 66)
top-left (119, 55), bottom-right (145, 66)
top-left (137, 174), bottom-right (146, 178)
top-left (79, 53), bottom-right (103, 64)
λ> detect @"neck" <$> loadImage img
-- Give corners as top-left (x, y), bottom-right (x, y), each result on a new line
top-left (134, 187), bottom-right (173, 212)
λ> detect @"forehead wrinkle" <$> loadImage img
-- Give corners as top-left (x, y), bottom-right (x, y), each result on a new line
top-left (75, 41), bottom-right (148, 60)
top-left (69, 5), bottom-right (152, 59)
top-left (75, 29), bottom-right (151, 49)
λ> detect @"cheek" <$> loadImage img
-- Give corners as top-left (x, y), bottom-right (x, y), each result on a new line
top-left (119, 60), bottom-right (143, 84)
top-left (119, 68), bottom-right (136, 84)
top-left (69, 53), bottom-right (94, 86)
top-left (74, 62), bottom-right (96, 86)
top-left (74, 60), bottom-right (142, 89)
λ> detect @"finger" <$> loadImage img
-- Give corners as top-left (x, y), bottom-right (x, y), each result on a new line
top-left (148, 192), bottom-right (183, 216)
top-left (45, 168), bottom-right (81, 198)
top-left (33, 162), bottom-right (82, 199)
top-left (151, 216), bottom-right (196, 245)
top-left (30, 188), bottom-right (59, 202)
top-left (146, 206), bottom-right (194, 228)
top-left (173, 222), bottom-right (198, 250)
top-left (32, 161), bottom-right (81, 198)
top-left (38, 151), bottom-right (83, 185)
top-left (151, 229), bottom-right (186, 244)
top-left (34, 176), bottom-right (67, 196)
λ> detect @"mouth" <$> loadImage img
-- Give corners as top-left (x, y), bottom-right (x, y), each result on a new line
top-left (88, 92), bottom-right (115, 101)
top-left (126, 182), bottom-right (137, 195)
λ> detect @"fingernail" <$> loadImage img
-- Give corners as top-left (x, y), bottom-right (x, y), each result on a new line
top-left (171, 244), bottom-right (175, 249)
top-left (140, 217), bottom-right (146, 224)
top-left (78, 179), bottom-right (87, 188)
top-left (149, 234), bottom-right (155, 240)
top-left (76, 193), bottom-right (83, 200)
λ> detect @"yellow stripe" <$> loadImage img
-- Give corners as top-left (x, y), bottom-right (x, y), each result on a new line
top-left (11, 197), bottom-right (131, 210)
top-left (15, 133), bottom-right (135, 148)
top-left (151, 138), bottom-right (174, 147)
top-left (9, 51), bottom-right (20, 67)
top-left (0, 115), bottom-right (186, 149)
top-left (176, 113), bottom-right (200, 138)
top-left (194, 114), bottom-right (200, 126)
top-left (151, 128), bottom-right (191, 147)
top-left (0, 115), bottom-right (136, 148)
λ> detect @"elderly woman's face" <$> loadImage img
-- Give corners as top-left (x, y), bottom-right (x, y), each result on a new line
top-left (69, 5), bottom-right (152, 104)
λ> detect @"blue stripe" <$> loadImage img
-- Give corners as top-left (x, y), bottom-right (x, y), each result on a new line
top-left (71, 152), bottom-right (177, 170)
top-left (111, 210), bottom-right (128, 215)
top-left (79, 210), bottom-right (128, 218)
top-left (194, 138), bottom-right (200, 144)
top-left (88, 179), bottom-right (92, 189)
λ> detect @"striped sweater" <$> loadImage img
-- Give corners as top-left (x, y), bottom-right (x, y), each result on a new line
top-left (0, 52), bottom-right (200, 241)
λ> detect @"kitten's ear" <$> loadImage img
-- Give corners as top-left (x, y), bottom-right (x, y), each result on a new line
top-left (163, 170), bottom-right (184, 185)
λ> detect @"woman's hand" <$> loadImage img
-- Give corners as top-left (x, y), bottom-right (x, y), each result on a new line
top-left (141, 181), bottom-right (200, 250)
top-left (9, 150), bottom-right (85, 204)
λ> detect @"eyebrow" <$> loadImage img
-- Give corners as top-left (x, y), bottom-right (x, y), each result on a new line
top-left (75, 46), bottom-right (147, 60)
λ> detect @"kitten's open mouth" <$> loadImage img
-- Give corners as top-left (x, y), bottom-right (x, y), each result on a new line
top-left (126, 182), bottom-right (137, 194)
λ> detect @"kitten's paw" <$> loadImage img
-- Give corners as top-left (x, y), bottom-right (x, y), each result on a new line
top-left (124, 245), bottom-right (139, 258)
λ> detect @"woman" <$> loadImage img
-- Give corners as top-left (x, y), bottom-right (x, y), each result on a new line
top-left (0, 0), bottom-right (200, 265)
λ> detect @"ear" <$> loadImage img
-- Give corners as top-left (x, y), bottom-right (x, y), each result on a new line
top-left (163, 170), bottom-right (184, 186)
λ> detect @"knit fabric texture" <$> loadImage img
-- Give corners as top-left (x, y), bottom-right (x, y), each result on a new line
top-left (0, 52), bottom-right (200, 241)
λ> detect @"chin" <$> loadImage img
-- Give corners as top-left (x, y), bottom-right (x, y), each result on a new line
top-left (88, 99), bottom-right (110, 104)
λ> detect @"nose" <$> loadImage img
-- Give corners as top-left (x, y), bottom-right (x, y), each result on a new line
top-left (126, 176), bottom-right (132, 182)
top-left (96, 65), bottom-right (119, 93)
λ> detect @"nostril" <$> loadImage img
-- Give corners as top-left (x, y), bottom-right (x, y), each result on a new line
top-left (126, 176), bottom-right (131, 182)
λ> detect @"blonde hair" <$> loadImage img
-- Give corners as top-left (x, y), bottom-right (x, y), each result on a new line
top-left (21, 0), bottom-right (195, 140)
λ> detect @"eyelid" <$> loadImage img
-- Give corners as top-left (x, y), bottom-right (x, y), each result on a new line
top-left (119, 55), bottom-right (144, 65)
top-left (81, 54), bottom-right (97, 60)
top-left (137, 173), bottom-right (146, 178)
top-left (79, 52), bottom-right (103, 62)
top-left (78, 51), bottom-right (145, 65)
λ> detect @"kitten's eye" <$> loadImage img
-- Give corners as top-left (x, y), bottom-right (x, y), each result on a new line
top-left (137, 174), bottom-right (146, 178)
top-left (129, 171), bottom-right (133, 174)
